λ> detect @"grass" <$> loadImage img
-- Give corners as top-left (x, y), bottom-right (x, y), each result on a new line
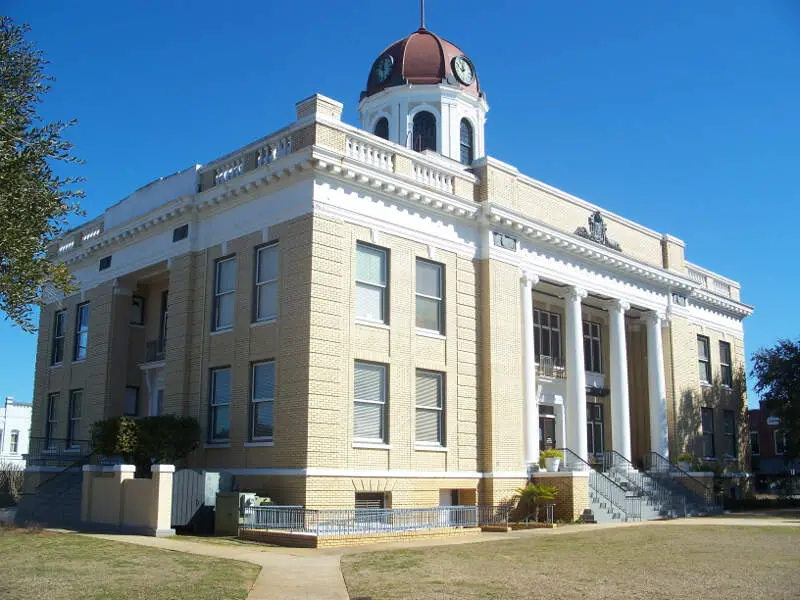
top-left (341, 525), bottom-right (800, 600)
top-left (0, 527), bottom-right (260, 600)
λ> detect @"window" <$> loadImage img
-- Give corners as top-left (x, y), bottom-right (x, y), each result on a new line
top-left (583, 321), bottom-right (602, 373)
top-left (9, 431), bottom-right (19, 454)
top-left (355, 243), bottom-right (388, 324)
top-left (775, 431), bottom-right (788, 455)
top-left (459, 118), bottom-right (473, 165)
top-left (355, 492), bottom-right (385, 509)
top-left (701, 407), bottom-right (715, 458)
top-left (412, 110), bottom-right (436, 152)
top-left (416, 259), bottom-right (444, 334)
top-left (697, 335), bottom-right (711, 384)
top-left (68, 390), bottom-right (82, 448)
top-left (130, 296), bottom-right (145, 325)
top-left (719, 341), bottom-right (732, 387)
top-left (416, 370), bottom-right (444, 446)
top-left (492, 232), bottom-right (517, 250)
top-left (209, 367), bottom-right (231, 442)
top-left (172, 224), bottom-right (189, 242)
top-left (354, 361), bottom-right (387, 443)
top-left (74, 303), bottom-right (89, 361)
top-left (533, 310), bottom-right (562, 367)
top-left (124, 386), bottom-right (139, 417)
top-left (723, 410), bottom-right (736, 458)
top-left (51, 310), bottom-right (66, 365)
top-left (254, 244), bottom-right (278, 322)
top-left (99, 256), bottom-right (112, 271)
top-left (586, 402), bottom-right (604, 457)
top-left (374, 117), bottom-right (389, 140)
top-left (213, 257), bottom-right (236, 331)
top-left (251, 361), bottom-right (275, 440)
top-left (45, 393), bottom-right (58, 449)
top-left (749, 431), bottom-right (760, 456)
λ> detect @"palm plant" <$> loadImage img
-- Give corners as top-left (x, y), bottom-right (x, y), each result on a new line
top-left (513, 483), bottom-right (557, 522)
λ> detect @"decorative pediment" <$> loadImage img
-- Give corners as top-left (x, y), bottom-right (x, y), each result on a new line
top-left (575, 211), bottom-right (621, 252)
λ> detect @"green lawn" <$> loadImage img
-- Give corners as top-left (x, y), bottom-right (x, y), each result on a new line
top-left (0, 528), bottom-right (259, 600)
top-left (342, 525), bottom-right (800, 600)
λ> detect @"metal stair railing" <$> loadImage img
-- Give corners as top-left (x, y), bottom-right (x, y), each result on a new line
top-left (647, 452), bottom-right (718, 512)
top-left (559, 448), bottom-right (641, 521)
top-left (602, 450), bottom-right (676, 514)
top-left (23, 437), bottom-right (96, 492)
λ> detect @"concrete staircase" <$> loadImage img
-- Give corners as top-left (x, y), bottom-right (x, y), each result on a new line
top-left (15, 469), bottom-right (84, 528)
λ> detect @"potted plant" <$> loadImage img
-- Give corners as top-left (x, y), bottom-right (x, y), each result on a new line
top-left (513, 483), bottom-right (558, 523)
top-left (677, 452), bottom-right (694, 472)
top-left (540, 449), bottom-right (563, 472)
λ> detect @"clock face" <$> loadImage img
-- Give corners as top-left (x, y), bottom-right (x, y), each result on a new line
top-left (453, 55), bottom-right (475, 85)
top-left (372, 55), bottom-right (394, 83)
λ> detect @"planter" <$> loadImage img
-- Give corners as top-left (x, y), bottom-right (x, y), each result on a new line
top-left (678, 462), bottom-right (692, 472)
top-left (545, 457), bottom-right (561, 472)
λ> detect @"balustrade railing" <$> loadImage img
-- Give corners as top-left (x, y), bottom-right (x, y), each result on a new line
top-left (214, 158), bottom-right (245, 186)
top-left (603, 450), bottom-right (672, 511)
top-left (144, 339), bottom-right (165, 363)
top-left (346, 137), bottom-right (394, 171)
top-left (412, 162), bottom-right (454, 193)
top-left (647, 451), bottom-right (718, 510)
top-left (536, 356), bottom-right (566, 379)
top-left (686, 264), bottom-right (732, 298)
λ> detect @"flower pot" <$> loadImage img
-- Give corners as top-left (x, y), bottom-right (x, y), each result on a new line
top-left (545, 457), bottom-right (561, 472)
top-left (678, 461), bottom-right (692, 472)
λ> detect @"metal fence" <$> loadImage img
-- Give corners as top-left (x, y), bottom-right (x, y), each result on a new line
top-left (242, 505), bottom-right (518, 536)
top-left (25, 437), bottom-right (92, 467)
top-left (536, 356), bottom-right (566, 379)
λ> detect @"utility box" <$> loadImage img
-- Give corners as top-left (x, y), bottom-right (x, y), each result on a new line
top-left (215, 492), bottom-right (241, 536)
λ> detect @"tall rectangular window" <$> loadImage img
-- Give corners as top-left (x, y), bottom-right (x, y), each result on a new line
top-left (251, 361), bottom-right (275, 440)
top-left (124, 386), bottom-right (139, 417)
top-left (719, 341), bottom-right (732, 387)
top-left (722, 410), bottom-right (736, 457)
top-left (701, 407), bottom-right (715, 458)
top-left (68, 390), bottom-right (82, 448)
top-left (416, 259), bottom-right (444, 334)
top-left (416, 370), bottom-right (444, 446)
top-left (533, 310), bottom-right (562, 366)
top-left (45, 393), bottom-right (58, 449)
top-left (749, 431), bottom-right (760, 456)
top-left (254, 244), bottom-right (278, 322)
top-left (74, 303), bottom-right (90, 361)
top-left (775, 431), bottom-right (788, 455)
top-left (586, 402), bottom-right (604, 456)
top-left (209, 367), bottom-right (231, 442)
top-left (9, 431), bottom-right (19, 454)
top-left (213, 257), bottom-right (236, 331)
top-left (583, 321), bottom-right (602, 373)
top-left (697, 335), bottom-right (711, 384)
top-left (51, 310), bottom-right (66, 365)
top-left (354, 361), bottom-right (387, 443)
top-left (130, 296), bottom-right (145, 325)
top-left (355, 243), bottom-right (388, 324)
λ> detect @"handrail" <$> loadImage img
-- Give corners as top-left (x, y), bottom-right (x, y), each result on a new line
top-left (24, 437), bottom-right (96, 492)
top-left (603, 450), bottom-right (673, 510)
top-left (559, 448), bottom-right (639, 521)
top-left (647, 451), bottom-right (716, 507)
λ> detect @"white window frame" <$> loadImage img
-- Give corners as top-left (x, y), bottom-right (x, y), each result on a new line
top-left (749, 431), bottom-right (760, 456)
top-left (415, 370), bottom-right (445, 447)
top-left (52, 310), bottom-right (66, 365)
top-left (68, 389), bottom-right (82, 448)
top-left (415, 258), bottom-right (444, 335)
top-left (355, 243), bottom-right (388, 325)
top-left (213, 257), bottom-right (236, 331)
top-left (533, 309), bottom-right (562, 364)
top-left (254, 243), bottom-right (278, 322)
top-left (583, 321), bottom-right (602, 374)
top-left (9, 430), bottom-right (19, 454)
top-left (354, 361), bottom-right (388, 444)
top-left (45, 393), bottom-right (58, 450)
top-left (209, 367), bottom-right (231, 442)
top-left (251, 360), bottom-right (275, 441)
top-left (698, 335), bottom-right (711, 384)
top-left (74, 303), bottom-right (90, 361)
top-left (719, 341), bottom-right (732, 387)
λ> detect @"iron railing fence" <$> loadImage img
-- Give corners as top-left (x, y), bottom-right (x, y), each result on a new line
top-left (603, 450), bottom-right (673, 512)
top-left (242, 505), bottom-right (522, 536)
top-left (536, 356), bottom-right (566, 379)
top-left (559, 447), bottom-right (641, 521)
top-left (25, 437), bottom-right (92, 467)
top-left (646, 452), bottom-right (720, 512)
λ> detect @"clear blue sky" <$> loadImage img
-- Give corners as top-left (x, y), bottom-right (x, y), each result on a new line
top-left (3, 1), bottom-right (798, 408)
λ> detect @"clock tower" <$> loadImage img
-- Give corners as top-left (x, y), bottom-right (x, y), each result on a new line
top-left (358, 23), bottom-right (489, 165)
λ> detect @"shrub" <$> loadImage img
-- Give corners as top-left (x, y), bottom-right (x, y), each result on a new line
top-left (513, 483), bottom-right (557, 522)
top-left (539, 448), bottom-right (564, 469)
top-left (91, 416), bottom-right (201, 476)
top-left (0, 462), bottom-right (24, 506)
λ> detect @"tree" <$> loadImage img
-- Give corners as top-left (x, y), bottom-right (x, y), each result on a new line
top-left (752, 339), bottom-right (800, 461)
top-left (0, 17), bottom-right (83, 332)
top-left (513, 483), bottom-right (557, 522)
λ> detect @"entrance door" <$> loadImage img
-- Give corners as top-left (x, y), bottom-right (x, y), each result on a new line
top-left (586, 402), bottom-right (604, 461)
top-left (539, 405), bottom-right (556, 451)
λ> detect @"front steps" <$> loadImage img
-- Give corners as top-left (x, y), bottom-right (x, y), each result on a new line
top-left (15, 469), bottom-right (83, 528)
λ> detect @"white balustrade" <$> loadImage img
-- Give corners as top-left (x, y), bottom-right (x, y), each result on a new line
top-left (59, 240), bottom-right (75, 254)
top-left (687, 267), bottom-right (706, 286)
top-left (346, 137), bottom-right (393, 172)
top-left (214, 157), bottom-right (244, 185)
top-left (81, 226), bottom-right (102, 242)
top-left (412, 163), bottom-right (453, 193)
top-left (256, 136), bottom-right (292, 168)
top-left (712, 279), bottom-right (731, 297)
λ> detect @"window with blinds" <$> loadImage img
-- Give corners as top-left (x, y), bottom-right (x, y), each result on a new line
top-left (355, 243), bottom-right (388, 324)
top-left (255, 244), bottom-right (279, 322)
top-left (214, 257), bottom-right (236, 331)
top-left (354, 361), bottom-right (387, 443)
top-left (251, 361), bottom-right (275, 440)
top-left (415, 370), bottom-right (444, 446)
top-left (416, 259), bottom-right (444, 333)
top-left (210, 367), bottom-right (231, 442)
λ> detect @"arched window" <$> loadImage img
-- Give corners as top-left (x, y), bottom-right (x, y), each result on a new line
top-left (374, 117), bottom-right (389, 140)
top-left (412, 111), bottom-right (436, 152)
top-left (459, 119), bottom-right (474, 165)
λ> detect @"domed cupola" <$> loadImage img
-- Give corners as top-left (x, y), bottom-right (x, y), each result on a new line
top-left (357, 17), bottom-right (489, 166)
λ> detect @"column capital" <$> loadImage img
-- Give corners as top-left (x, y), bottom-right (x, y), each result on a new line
top-left (520, 270), bottom-right (539, 287)
top-left (563, 285), bottom-right (587, 302)
top-left (605, 298), bottom-right (630, 313)
top-left (644, 310), bottom-right (667, 326)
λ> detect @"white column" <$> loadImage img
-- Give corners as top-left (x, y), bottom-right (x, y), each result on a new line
top-left (608, 299), bottom-right (632, 461)
top-left (555, 400), bottom-right (566, 450)
top-left (646, 311), bottom-right (669, 459)
top-left (521, 270), bottom-right (540, 470)
top-left (564, 286), bottom-right (588, 463)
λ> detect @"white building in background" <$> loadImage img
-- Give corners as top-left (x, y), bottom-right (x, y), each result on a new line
top-left (0, 397), bottom-right (31, 467)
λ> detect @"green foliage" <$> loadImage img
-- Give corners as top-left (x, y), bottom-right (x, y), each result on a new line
top-left (0, 17), bottom-right (83, 332)
top-left (677, 452), bottom-right (694, 464)
top-left (513, 483), bottom-right (557, 522)
top-left (0, 461), bottom-right (24, 506)
top-left (91, 416), bottom-right (201, 476)
top-left (538, 448), bottom-right (563, 468)
top-left (752, 339), bottom-right (800, 460)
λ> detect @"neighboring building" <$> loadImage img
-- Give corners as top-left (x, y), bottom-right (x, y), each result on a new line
top-left (25, 22), bottom-right (752, 511)
top-left (0, 397), bottom-right (31, 467)
top-left (748, 400), bottom-right (798, 490)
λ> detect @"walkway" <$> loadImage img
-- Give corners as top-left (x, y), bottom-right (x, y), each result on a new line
top-left (81, 511), bottom-right (800, 600)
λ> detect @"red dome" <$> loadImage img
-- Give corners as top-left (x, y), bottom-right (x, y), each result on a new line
top-left (362, 28), bottom-right (482, 100)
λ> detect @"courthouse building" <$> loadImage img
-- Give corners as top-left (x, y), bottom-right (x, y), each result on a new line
top-left (27, 23), bottom-right (752, 511)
